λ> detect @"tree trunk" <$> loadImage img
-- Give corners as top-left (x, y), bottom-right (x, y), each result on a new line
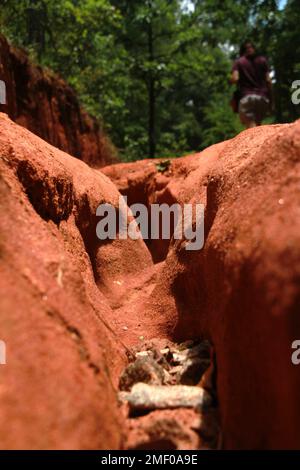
top-left (147, 0), bottom-right (156, 158)
top-left (26, 0), bottom-right (46, 60)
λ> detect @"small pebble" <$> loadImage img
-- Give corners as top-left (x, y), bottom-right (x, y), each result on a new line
top-left (135, 351), bottom-right (150, 358)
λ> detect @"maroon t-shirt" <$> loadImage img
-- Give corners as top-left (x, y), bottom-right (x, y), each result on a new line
top-left (232, 55), bottom-right (269, 99)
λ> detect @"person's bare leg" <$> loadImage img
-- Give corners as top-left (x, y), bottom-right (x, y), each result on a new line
top-left (240, 114), bottom-right (256, 129)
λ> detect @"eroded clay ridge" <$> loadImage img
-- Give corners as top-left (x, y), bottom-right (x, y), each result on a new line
top-left (0, 34), bottom-right (115, 167)
top-left (1, 112), bottom-right (300, 449)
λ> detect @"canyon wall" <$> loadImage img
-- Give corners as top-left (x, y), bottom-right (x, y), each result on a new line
top-left (0, 112), bottom-right (151, 449)
top-left (0, 34), bottom-right (115, 168)
top-left (103, 120), bottom-right (300, 449)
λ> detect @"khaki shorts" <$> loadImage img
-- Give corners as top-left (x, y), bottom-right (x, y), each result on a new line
top-left (239, 94), bottom-right (269, 124)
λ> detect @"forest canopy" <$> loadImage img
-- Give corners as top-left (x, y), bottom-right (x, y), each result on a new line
top-left (1, 0), bottom-right (299, 161)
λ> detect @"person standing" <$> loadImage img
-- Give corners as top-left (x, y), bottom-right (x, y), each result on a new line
top-left (231, 40), bottom-right (272, 128)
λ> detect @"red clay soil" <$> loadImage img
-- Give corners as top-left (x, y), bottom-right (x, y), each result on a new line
top-left (2, 109), bottom-right (300, 449)
top-left (101, 141), bottom-right (227, 262)
top-left (104, 121), bottom-right (300, 448)
top-left (0, 113), bottom-right (153, 449)
top-left (143, 121), bottom-right (300, 449)
top-left (124, 408), bottom-right (208, 450)
top-left (0, 34), bottom-right (115, 167)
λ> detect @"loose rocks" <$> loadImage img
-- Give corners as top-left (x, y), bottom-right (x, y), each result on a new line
top-left (119, 357), bottom-right (165, 391)
top-left (120, 383), bottom-right (212, 412)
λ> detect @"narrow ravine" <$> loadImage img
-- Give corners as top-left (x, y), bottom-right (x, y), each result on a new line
top-left (2, 111), bottom-right (300, 449)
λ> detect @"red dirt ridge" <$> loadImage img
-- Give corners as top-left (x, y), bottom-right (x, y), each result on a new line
top-left (0, 34), bottom-right (116, 168)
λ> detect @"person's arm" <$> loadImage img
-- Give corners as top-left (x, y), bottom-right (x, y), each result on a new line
top-left (230, 60), bottom-right (239, 84)
top-left (230, 70), bottom-right (239, 84)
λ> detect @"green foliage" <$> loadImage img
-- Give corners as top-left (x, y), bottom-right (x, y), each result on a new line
top-left (156, 159), bottom-right (171, 173)
top-left (272, 0), bottom-right (300, 122)
top-left (0, 0), bottom-right (299, 161)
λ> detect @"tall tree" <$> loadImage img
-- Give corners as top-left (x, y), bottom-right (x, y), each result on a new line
top-left (1, 0), bottom-right (298, 161)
